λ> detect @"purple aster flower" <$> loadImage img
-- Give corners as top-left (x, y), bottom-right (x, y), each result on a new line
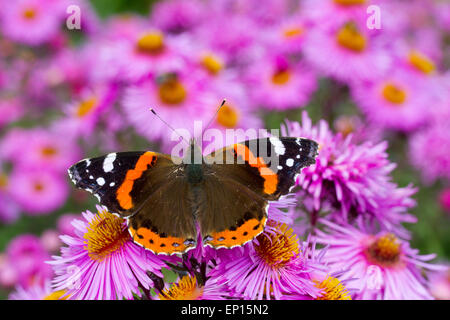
top-left (6, 235), bottom-right (53, 289)
top-left (0, 254), bottom-right (18, 288)
top-left (350, 67), bottom-right (432, 132)
top-left (409, 122), bottom-right (450, 185)
top-left (49, 206), bottom-right (167, 300)
top-left (428, 265), bottom-right (450, 300)
top-left (0, 0), bottom-right (63, 46)
top-left (8, 168), bottom-right (69, 215)
top-left (158, 274), bottom-right (230, 300)
top-left (315, 219), bottom-right (445, 300)
top-left (0, 170), bottom-right (20, 223)
top-left (247, 54), bottom-right (317, 110)
top-left (210, 221), bottom-right (324, 300)
top-left (282, 112), bottom-right (417, 237)
top-left (303, 19), bottom-right (391, 83)
top-left (9, 281), bottom-right (67, 300)
top-left (122, 71), bottom-right (215, 150)
top-left (150, 0), bottom-right (206, 33)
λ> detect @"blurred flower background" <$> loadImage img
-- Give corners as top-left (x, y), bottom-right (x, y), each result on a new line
top-left (0, 0), bottom-right (449, 300)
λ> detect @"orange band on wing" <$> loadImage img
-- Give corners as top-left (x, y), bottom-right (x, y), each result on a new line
top-left (205, 216), bottom-right (267, 248)
top-left (233, 144), bottom-right (278, 194)
top-left (116, 152), bottom-right (156, 210)
top-left (129, 225), bottom-right (193, 254)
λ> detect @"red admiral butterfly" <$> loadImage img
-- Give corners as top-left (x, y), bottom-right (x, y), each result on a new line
top-left (68, 112), bottom-right (318, 255)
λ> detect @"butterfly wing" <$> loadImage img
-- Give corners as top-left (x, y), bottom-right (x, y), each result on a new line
top-left (200, 137), bottom-right (318, 248)
top-left (68, 151), bottom-right (197, 255)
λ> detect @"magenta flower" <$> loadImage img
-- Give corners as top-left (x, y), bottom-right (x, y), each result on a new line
top-left (282, 112), bottom-right (417, 237)
top-left (409, 122), bottom-right (450, 185)
top-left (6, 235), bottom-right (53, 289)
top-left (8, 168), bottom-right (69, 215)
top-left (303, 19), bottom-right (391, 83)
top-left (49, 206), bottom-right (167, 300)
top-left (350, 68), bottom-right (432, 132)
top-left (315, 219), bottom-right (445, 300)
top-left (247, 54), bottom-right (317, 110)
top-left (0, 0), bottom-right (63, 45)
top-left (122, 71), bottom-right (215, 149)
top-left (151, 0), bottom-right (205, 33)
top-left (210, 222), bottom-right (324, 300)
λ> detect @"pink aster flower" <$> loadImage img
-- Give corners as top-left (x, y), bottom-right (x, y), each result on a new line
top-left (428, 265), bottom-right (450, 300)
top-left (151, 0), bottom-right (206, 33)
top-left (303, 19), bottom-right (391, 83)
top-left (315, 219), bottom-right (445, 300)
top-left (0, 170), bottom-right (20, 223)
top-left (9, 281), bottom-right (67, 300)
top-left (6, 235), bottom-right (53, 288)
top-left (210, 222), bottom-right (325, 300)
top-left (0, 254), bottom-right (18, 287)
top-left (439, 189), bottom-right (450, 213)
top-left (8, 168), bottom-right (69, 215)
top-left (0, 98), bottom-right (23, 128)
top-left (247, 54), bottom-right (317, 110)
top-left (409, 122), bottom-right (450, 184)
top-left (0, 0), bottom-right (63, 46)
top-left (2, 127), bottom-right (81, 174)
top-left (350, 68), bottom-right (431, 132)
top-left (122, 71), bottom-right (215, 149)
top-left (49, 206), bottom-right (167, 300)
top-left (282, 112), bottom-right (417, 237)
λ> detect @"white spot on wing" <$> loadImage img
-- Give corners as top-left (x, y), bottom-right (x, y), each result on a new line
top-left (96, 177), bottom-right (105, 186)
top-left (269, 136), bottom-right (285, 155)
top-left (286, 158), bottom-right (294, 167)
top-left (103, 153), bottom-right (116, 173)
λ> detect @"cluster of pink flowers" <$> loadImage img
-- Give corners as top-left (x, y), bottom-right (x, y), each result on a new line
top-left (0, 0), bottom-right (449, 300)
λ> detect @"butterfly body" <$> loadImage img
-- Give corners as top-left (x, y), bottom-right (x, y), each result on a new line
top-left (68, 137), bottom-right (318, 255)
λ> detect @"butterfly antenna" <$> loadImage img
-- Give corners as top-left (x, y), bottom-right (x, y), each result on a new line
top-left (200, 99), bottom-right (226, 140)
top-left (149, 108), bottom-right (189, 145)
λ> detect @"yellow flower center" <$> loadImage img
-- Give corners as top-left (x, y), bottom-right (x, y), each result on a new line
top-left (334, 0), bottom-right (366, 6)
top-left (159, 275), bottom-right (204, 300)
top-left (76, 98), bottom-right (97, 118)
top-left (382, 83), bottom-right (407, 105)
top-left (271, 69), bottom-right (291, 85)
top-left (366, 234), bottom-right (401, 267)
top-left (136, 32), bottom-right (165, 55)
top-left (43, 290), bottom-right (68, 300)
top-left (408, 51), bottom-right (435, 74)
top-left (283, 26), bottom-right (304, 38)
top-left (33, 182), bottom-right (44, 192)
top-left (254, 223), bottom-right (299, 268)
top-left (23, 8), bottom-right (37, 20)
top-left (83, 210), bottom-right (130, 262)
top-left (314, 276), bottom-right (352, 300)
top-left (0, 174), bottom-right (8, 190)
top-left (158, 76), bottom-right (187, 105)
top-left (336, 23), bottom-right (367, 52)
top-left (201, 54), bottom-right (224, 75)
top-left (41, 146), bottom-right (58, 158)
top-left (217, 103), bottom-right (239, 128)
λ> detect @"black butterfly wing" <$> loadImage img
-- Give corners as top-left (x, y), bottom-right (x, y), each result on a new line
top-left (199, 137), bottom-right (318, 248)
top-left (68, 151), bottom-right (197, 255)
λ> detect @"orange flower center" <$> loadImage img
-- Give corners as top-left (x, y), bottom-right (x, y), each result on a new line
top-left (23, 8), bottom-right (37, 20)
top-left (382, 83), bottom-right (407, 105)
top-left (76, 98), bottom-right (97, 118)
top-left (159, 275), bottom-right (204, 300)
top-left (0, 174), bottom-right (8, 190)
top-left (254, 223), bottom-right (299, 268)
top-left (408, 51), bottom-right (435, 74)
top-left (334, 0), bottom-right (366, 6)
top-left (43, 290), bottom-right (68, 300)
top-left (314, 276), bottom-right (352, 300)
top-left (83, 210), bottom-right (130, 261)
top-left (136, 32), bottom-right (165, 55)
top-left (271, 69), bottom-right (291, 85)
top-left (201, 54), bottom-right (224, 75)
top-left (283, 26), bottom-right (304, 38)
top-left (41, 146), bottom-right (58, 158)
top-left (336, 23), bottom-right (367, 52)
top-left (33, 182), bottom-right (45, 192)
top-left (158, 77), bottom-right (187, 105)
top-left (365, 234), bottom-right (401, 267)
top-left (217, 104), bottom-right (239, 128)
